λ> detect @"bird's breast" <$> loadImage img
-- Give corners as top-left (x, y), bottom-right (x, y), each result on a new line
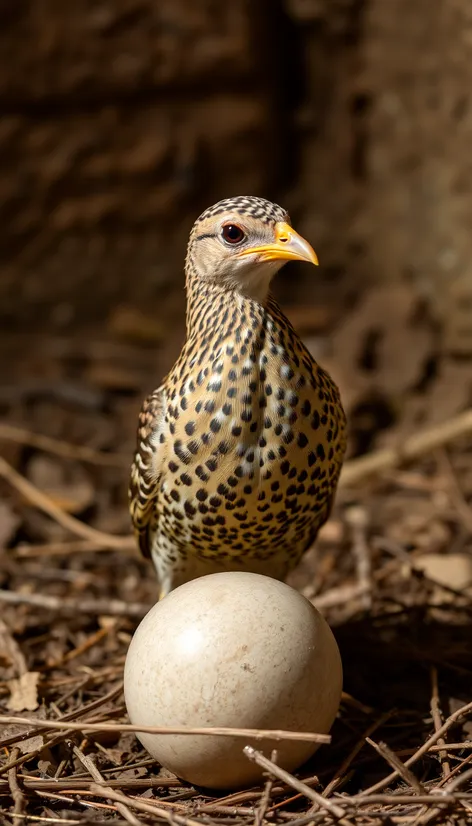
top-left (161, 329), bottom-right (344, 509)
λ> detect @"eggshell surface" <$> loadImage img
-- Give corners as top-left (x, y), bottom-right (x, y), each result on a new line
top-left (124, 571), bottom-right (342, 789)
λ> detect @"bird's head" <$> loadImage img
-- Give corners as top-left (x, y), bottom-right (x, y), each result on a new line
top-left (186, 196), bottom-right (318, 302)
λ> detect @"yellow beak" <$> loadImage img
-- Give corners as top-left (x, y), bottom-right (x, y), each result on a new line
top-left (237, 221), bottom-right (319, 266)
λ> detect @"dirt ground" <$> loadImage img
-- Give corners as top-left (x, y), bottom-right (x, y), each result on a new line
top-left (1, 281), bottom-right (471, 825)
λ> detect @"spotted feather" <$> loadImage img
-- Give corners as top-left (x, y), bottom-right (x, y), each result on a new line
top-left (129, 197), bottom-right (347, 596)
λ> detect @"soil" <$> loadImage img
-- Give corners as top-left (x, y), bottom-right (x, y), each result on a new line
top-left (1, 286), bottom-right (471, 824)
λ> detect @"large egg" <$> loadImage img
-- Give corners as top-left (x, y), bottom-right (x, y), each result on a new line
top-left (124, 571), bottom-right (342, 789)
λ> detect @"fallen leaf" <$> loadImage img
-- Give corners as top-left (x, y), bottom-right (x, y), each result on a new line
top-left (7, 670), bottom-right (41, 712)
top-left (414, 553), bottom-right (472, 603)
top-left (37, 757), bottom-right (55, 776)
top-left (18, 734), bottom-right (45, 755)
top-left (0, 721), bottom-right (45, 755)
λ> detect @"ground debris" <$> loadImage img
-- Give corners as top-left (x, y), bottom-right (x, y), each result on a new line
top-left (0, 293), bottom-right (471, 824)
top-left (6, 671), bottom-right (40, 712)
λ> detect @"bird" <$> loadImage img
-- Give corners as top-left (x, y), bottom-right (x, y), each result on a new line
top-left (129, 196), bottom-right (347, 598)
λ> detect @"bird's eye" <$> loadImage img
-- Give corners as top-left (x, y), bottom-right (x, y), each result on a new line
top-left (221, 224), bottom-right (246, 244)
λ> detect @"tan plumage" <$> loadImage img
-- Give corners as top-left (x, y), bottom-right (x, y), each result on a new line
top-left (129, 196), bottom-right (346, 597)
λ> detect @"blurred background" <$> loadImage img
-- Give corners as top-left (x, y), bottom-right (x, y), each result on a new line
top-left (1, 6), bottom-right (472, 800)
top-left (1, 0), bottom-right (472, 527)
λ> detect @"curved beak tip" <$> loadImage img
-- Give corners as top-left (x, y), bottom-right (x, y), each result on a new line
top-left (275, 222), bottom-right (319, 267)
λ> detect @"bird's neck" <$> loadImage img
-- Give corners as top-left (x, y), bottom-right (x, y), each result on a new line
top-left (185, 273), bottom-right (272, 338)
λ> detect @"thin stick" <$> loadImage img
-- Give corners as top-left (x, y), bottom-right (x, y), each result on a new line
top-left (430, 666), bottom-right (450, 780)
top-left (0, 455), bottom-right (133, 550)
top-left (345, 505), bottom-right (372, 611)
top-left (34, 787), bottom-right (113, 811)
top-left (0, 588), bottom-right (149, 619)
top-left (359, 700), bottom-right (472, 796)
top-left (90, 784), bottom-right (204, 826)
top-left (244, 747), bottom-right (354, 826)
top-left (340, 408), bottom-right (472, 487)
top-left (310, 583), bottom-right (370, 611)
top-left (437, 751), bottom-right (472, 787)
top-left (9, 816), bottom-right (82, 825)
top-left (334, 792), bottom-right (472, 806)
top-left (0, 682), bottom-right (123, 749)
top-left (365, 738), bottom-right (425, 793)
top-left (73, 746), bottom-right (141, 826)
top-left (14, 540), bottom-right (120, 558)
top-left (396, 741), bottom-right (472, 757)
top-left (286, 791), bottom-right (472, 821)
top-left (0, 705), bottom-right (126, 778)
top-left (0, 777), bottom-right (181, 793)
top-left (0, 730), bottom-right (81, 778)
top-left (8, 748), bottom-right (25, 818)
top-left (0, 423), bottom-right (129, 467)
top-left (323, 710), bottom-right (394, 797)
top-left (410, 766), bottom-right (472, 826)
top-left (264, 775), bottom-right (324, 816)
top-left (0, 714), bottom-right (331, 744)
top-left (255, 749), bottom-right (278, 826)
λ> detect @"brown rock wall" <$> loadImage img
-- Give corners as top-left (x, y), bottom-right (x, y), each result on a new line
top-left (1, 0), bottom-right (471, 353)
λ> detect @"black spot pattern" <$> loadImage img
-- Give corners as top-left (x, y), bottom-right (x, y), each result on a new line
top-left (129, 196), bottom-right (347, 584)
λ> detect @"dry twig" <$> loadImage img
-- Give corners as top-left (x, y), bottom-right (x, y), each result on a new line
top-left (13, 540), bottom-right (121, 558)
top-left (255, 749), bottom-right (278, 826)
top-left (322, 710), bottom-right (394, 798)
top-left (0, 588), bottom-right (149, 619)
top-left (73, 745), bottom-right (142, 826)
top-left (0, 454), bottom-right (133, 550)
top-left (411, 766), bottom-right (472, 826)
top-left (0, 682), bottom-right (124, 750)
top-left (360, 700), bottom-right (472, 796)
top-left (340, 408), bottom-right (472, 487)
top-left (0, 714), bottom-right (331, 744)
top-left (365, 738), bottom-right (425, 794)
top-left (344, 505), bottom-right (372, 611)
top-left (244, 747), bottom-right (355, 826)
top-left (90, 784), bottom-right (204, 826)
top-left (7, 748), bottom-right (26, 818)
top-left (430, 666), bottom-right (451, 780)
top-left (0, 422), bottom-right (129, 467)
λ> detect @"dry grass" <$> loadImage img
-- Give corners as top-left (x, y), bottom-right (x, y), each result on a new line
top-left (1, 326), bottom-right (472, 825)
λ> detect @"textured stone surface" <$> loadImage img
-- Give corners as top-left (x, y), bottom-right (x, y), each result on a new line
top-left (363, 0), bottom-right (472, 353)
top-left (0, 0), bottom-right (253, 99)
top-left (0, 94), bottom-right (274, 325)
top-left (0, 0), bottom-right (280, 327)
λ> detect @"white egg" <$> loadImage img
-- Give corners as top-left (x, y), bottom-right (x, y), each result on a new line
top-left (124, 571), bottom-right (342, 789)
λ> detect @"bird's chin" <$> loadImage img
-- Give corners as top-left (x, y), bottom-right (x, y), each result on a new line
top-left (210, 257), bottom-right (284, 302)
top-left (239, 261), bottom-right (282, 302)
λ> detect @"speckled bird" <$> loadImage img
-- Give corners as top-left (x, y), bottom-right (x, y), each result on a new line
top-left (129, 196), bottom-right (346, 598)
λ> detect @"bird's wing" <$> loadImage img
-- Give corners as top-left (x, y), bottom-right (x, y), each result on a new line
top-left (129, 385), bottom-right (166, 559)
